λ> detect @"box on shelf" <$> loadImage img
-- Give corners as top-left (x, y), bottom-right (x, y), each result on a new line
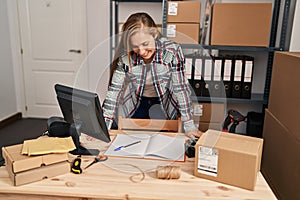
top-left (262, 109), bottom-right (300, 200)
top-left (167, 23), bottom-right (199, 44)
top-left (167, 1), bottom-right (201, 23)
top-left (2, 144), bottom-right (70, 186)
top-left (268, 52), bottom-right (300, 137)
top-left (192, 102), bottom-right (225, 132)
top-left (194, 129), bottom-right (263, 190)
top-left (210, 3), bottom-right (272, 47)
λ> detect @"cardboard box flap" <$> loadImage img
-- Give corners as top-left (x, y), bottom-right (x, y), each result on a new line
top-left (265, 109), bottom-right (300, 144)
top-left (280, 52), bottom-right (300, 58)
top-left (199, 129), bottom-right (263, 155)
top-left (2, 144), bottom-right (68, 173)
top-left (263, 109), bottom-right (300, 199)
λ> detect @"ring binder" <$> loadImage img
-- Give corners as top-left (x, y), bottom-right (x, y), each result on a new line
top-left (241, 56), bottom-right (254, 99)
top-left (231, 55), bottom-right (243, 98)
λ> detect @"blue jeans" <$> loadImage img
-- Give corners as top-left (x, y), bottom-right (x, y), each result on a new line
top-left (131, 97), bottom-right (166, 119)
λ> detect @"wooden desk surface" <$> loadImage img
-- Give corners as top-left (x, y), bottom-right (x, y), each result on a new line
top-left (0, 131), bottom-right (277, 200)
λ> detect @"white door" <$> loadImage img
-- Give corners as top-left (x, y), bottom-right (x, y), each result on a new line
top-left (18, 0), bottom-right (87, 118)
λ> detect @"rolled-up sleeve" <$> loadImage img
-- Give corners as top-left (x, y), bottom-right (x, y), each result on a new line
top-left (103, 59), bottom-right (126, 129)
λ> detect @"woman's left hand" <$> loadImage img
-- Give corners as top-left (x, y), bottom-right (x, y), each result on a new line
top-left (185, 130), bottom-right (203, 139)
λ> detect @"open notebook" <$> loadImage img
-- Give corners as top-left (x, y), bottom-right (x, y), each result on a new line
top-left (105, 134), bottom-right (185, 161)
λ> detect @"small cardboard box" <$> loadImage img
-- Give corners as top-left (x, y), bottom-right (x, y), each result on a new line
top-left (262, 109), bottom-right (300, 200)
top-left (194, 129), bottom-right (263, 190)
top-left (210, 3), bottom-right (272, 46)
top-left (2, 144), bottom-right (68, 173)
top-left (2, 144), bottom-right (70, 186)
top-left (192, 102), bottom-right (225, 132)
top-left (6, 161), bottom-right (70, 186)
top-left (193, 102), bottom-right (225, 123)
top-left (167, 1), bottom-right (201, 23)
top-left (268, 52), bottom-right (300, 138)
top-left (167, 23), bottom-right (199, 44)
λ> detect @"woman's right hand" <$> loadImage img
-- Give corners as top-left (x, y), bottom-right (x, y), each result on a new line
top-left (185, 129), bottom-right (203, 139)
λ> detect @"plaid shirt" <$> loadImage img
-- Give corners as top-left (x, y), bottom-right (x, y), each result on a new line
top-left (103, 37), bottom-right (197, 132)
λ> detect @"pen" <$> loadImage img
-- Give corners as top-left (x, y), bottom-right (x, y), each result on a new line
top-left (114, 140), bottom-right (141, 151)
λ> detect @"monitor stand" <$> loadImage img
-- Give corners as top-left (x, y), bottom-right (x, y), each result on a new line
top-left (69, 124), bottom-right (100, 155)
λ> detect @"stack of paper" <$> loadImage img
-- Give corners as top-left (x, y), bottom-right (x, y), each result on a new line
top-left (22, 136), bottom-right (76, 156)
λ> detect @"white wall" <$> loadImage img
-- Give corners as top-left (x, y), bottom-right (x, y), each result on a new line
top-left (289, 0), bottom-right (300, 51)
top-left (86, 0), bottom-right (110, 101)
top-left (0, 0), bottom-right (17, 121)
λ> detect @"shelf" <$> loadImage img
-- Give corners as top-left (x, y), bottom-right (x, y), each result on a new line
top-left (191, 93), bottom-right (266, 104)
top-left (180, 44), bottom-right (283, 52)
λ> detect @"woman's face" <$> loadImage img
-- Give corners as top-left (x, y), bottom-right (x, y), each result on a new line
top-left (130, 29), bottom-right (156, 63)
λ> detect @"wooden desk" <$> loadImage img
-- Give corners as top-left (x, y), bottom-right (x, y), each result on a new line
top-left (0, 131), bottom-right (277, 200)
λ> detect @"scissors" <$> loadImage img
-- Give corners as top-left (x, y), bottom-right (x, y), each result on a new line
top-left (84, 154), bottom-right (108, 170)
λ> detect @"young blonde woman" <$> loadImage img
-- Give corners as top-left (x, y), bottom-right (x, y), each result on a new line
top-left (103, 12), bottom-right (202, 139)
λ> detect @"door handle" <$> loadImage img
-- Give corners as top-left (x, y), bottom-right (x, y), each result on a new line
top-left (69, 49), bottom-right (81, 54)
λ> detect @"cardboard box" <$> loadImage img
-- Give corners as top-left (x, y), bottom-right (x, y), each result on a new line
top-left (262, 109), bottom-right (300, 200)
top-left (210, 3), bottom-right (272, 46)
top-left (6, 161), bottom-right (70, 186)
top-left (167, 1), bottom-right (201, 23)
top-left (2, 144), bottom-right (68, 173)
top-left (268, 52), bottom-right (300, 138)
top-left (194, 129), bottom-right (263, 190)
top-left (167, 23), bottom-right (199, 44)
top-left (2, 144), bottom-right (70, 186)
top-left (193, 102), bottom-right (225, 123)
top-left (193, 102), bottom-right (225, 132)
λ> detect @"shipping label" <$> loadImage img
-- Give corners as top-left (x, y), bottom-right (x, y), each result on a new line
top-left (197, 146), bottom-right (218, 177)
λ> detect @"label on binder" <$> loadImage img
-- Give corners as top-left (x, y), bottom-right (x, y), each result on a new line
top-left (234, 60), bottom-right (243, 81)
top-left (198, 146), bottom-right (218, 177)
top-left (194, 58), bottom-right (202, 80)
top-left (244, 61), bottom-right (253, 82)
top-left (204, 59), bottom-right (212, 81)
top-left (168, 2), bottom-right (178, 16)
top-left (223, 60), bottom-right (232, 81)
top-left (167, 24), bottom-right (176, 37)
top-left (185, 58), bottom-right (193, 79)
top-left (214, 59), bottom-right (222, 81)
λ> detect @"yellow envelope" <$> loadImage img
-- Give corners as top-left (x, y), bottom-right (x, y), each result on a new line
top-left (22, 136), bottom-right (76, 156)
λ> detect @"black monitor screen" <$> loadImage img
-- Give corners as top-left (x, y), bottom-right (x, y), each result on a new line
top-left (55, 84), bottom-right (110, 155)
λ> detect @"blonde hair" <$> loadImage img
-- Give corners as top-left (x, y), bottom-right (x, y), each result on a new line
top-left (109, 12), bottom-right (162, 84)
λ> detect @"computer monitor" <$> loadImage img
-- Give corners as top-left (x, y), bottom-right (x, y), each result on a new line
top-left (54, 84), bottom-right (111, 155)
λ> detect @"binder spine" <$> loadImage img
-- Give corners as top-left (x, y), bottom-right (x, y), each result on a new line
top-left (241, 56), bottom-right (254, 99)
top-left (202, 57), bottom-right (213, 97)
top-left (211, 56), bottom-right (223, 97)
top-left (193, 56), bottom-right (203, 97)
top-left (222, 56), bottom-right (233, 98)
top-left (185, 56), bottom-right (194, 88)
top-left (231, 55), bottom-right (243, 98)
